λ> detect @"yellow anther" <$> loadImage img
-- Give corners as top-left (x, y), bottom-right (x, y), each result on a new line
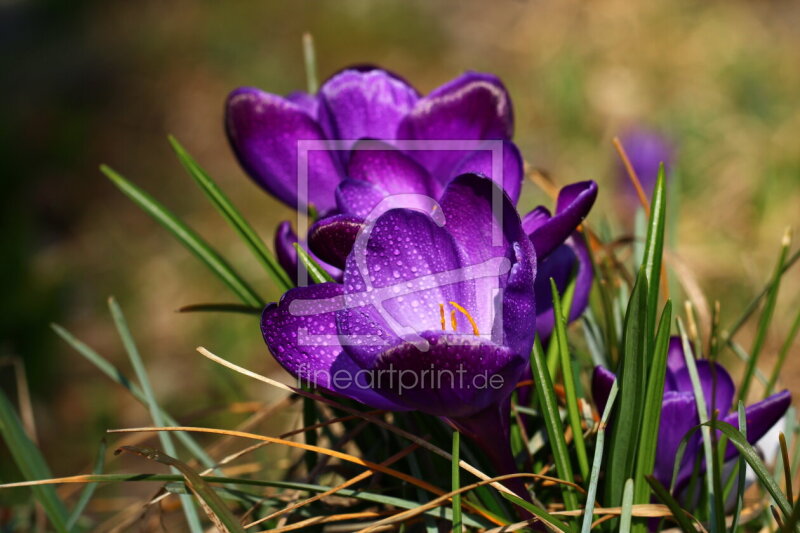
top-left (449, 301), bottom-right (480, 336)
top-left (439, 303), bottom-right (446, 331)
top-left (450, 309), bottom-right (458, 331)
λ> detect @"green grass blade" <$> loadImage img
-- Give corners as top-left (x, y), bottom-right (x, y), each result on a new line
top-left (530, 338), bottom-right (577, 510)
top-left (550, 278), bottom-right (589, 480)
top-left (452, 430), bottom-right (463, 533)
top-left (606, 267), bottom-right (648, 506)
top-left (302, 387), bottom-right (318, 474)
top-left (619, 479), bottom-right (635, 533)
top-left (739, 228), bottom-right (792, 402)
top-left (705, 419), bottom-right (793, 519)
top-left (632, 300), bottom-right (672, 526)
top-left (302, 32), bottom-right (319, 94)
top-left (500, 493), bottom-right (570, 532)
top-left (728, 339), bottom-right (769, 385)
top-left (178, 303), bottom-right (262, 315)
top-left (101, 164), bottom-right (263, 307)
top-left (168, 136), bottom-right (293, 292)
top-left (294, 243), bottom-right (334, 283)
top-left (724, 247), bottom-right (800, 341)
top-left (405, 439), bottom-right (446, 532)
top-left (730, 402), bottom-right (747, 533)
top-left (107, 298), bottom-right (203, 533)
top-left (546, 275), bottom-right (576, 377)
top-left (581, 380), bottom-right (618, 533)
top-left (0, 390), bottom-right (70, 532)
top-left (677, 319), bottom-right (720, 531)
top-left (66, 439), bottom-right (106, 530)
top-left (766, 304), bottom-right (800, 396)
top-left (50, 323), bottom-right (216, 470)
top-left (117, 446), bottom-right (245, 533)
top-left (642, 165), bottom-right (667, 346)
top-left (645, 476), bottom-right (696, 533)
top-left (783, 498), bottom-right (800, 533)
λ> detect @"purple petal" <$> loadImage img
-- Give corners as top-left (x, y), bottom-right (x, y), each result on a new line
top-left (722, 389), bottom-right (792, 462)
top-left (335, 178), bottom-right (388, 218)
top-left (226, 87), bottom-right (343, 212)
top-left (655, 391), bottom-right (702, 488)
top-left (317, 68), bottom-right (418, 148)
top-left (666, 336), bottom-right (686, 376)
top-left (592, 366), bottom-right (616, 414)
top-left (370, 331), bottom-right (524, 418)
top-left (438, 174), bottom-right (537, 356)
top-left (527, 181), bottom-right (598, 258)
top-left (347, 139), bottom-right (437, 198)
top-left (521, 206), bottom-right (552, 234)
top-left (534, 232), bottom-right (593, 338)
top-left (261, 283), bottom-right (408, 411)
top-left (618, 127), bottom-right (673, 198)
top-left (308, 215), bottom-right (363, 269)
top-left (286, 90), bottom-right (319, 120)
top-left (668, 361), bottom-right (735, 417)
top-left (397, 72), bottom-right (514, 179)
top-left (337, 208), bottom-right (473, 367)
top-left (275, 221), bottom-right (300, 285)
top-left (448, 141), bottom-right (524, 205)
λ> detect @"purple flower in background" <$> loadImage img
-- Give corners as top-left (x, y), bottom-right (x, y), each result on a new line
top-left (617, 127), bottom-right (673, 201)
top-left (226, 66), bottom-right (523, 282)
top-left (261, 175), bottom-right (535, 493)
top-left (592, 337), bottom-right (791, 490)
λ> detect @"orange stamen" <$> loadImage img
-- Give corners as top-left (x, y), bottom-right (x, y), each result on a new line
top-left (449, 301), bottom-right (480, 336)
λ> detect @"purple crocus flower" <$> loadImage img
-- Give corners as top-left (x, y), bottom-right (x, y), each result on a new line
top-left (260, 174), bottom-right (535, 493)
top-left (309, 179), bottom-right (598, 338)
top-left (226, 66), bottom-right (523, 282)
top-left (617, 127), bottom-right (673, 202)
top-left (592, 337), bottom-right (791, 490)
top-left (523, 181), bottom-right (597, 338)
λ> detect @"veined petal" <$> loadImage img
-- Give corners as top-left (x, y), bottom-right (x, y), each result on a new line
top-left (286, 90), bottom-right (319, 120)
top-left (448, 141), bottom-right (524, 205)
top-left (722, 389), bottom-right (792, 461)
top-left (668, 360), bottom-right (735, 417)
top-left (275, 221), bottom-right (300, 285)
top-left (527, 181), bottom-right (598, 258)
top-left (397, 72), bottom-right (514, 180)
top-left (337, 208), bottom-right (473, 367)
top-left (334, 178), bottom-right (388, 218)
top-left (318, 68), bottom-right (419, 148)
top-left (347, 139), bottom-right (436, 198)
top-left (226, 87), bottom-right (342, 212)
top-left (438, 174), bottom-right (536, 356)
top-left (521, 206), bottom-right (552, 235)
top-left (655, 391), bottom-right (702, 488)
top-left (261, 283), bottom-right (407, 411)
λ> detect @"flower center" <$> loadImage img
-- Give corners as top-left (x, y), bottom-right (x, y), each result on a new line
top-left (438, 302), bottom-right (480, 336)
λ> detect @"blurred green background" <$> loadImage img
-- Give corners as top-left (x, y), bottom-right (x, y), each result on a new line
top-left (1, 0), bottom-right (799, 479)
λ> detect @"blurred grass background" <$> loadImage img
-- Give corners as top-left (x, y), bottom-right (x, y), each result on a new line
top-left (1, 0), bottom-right (798, 479)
